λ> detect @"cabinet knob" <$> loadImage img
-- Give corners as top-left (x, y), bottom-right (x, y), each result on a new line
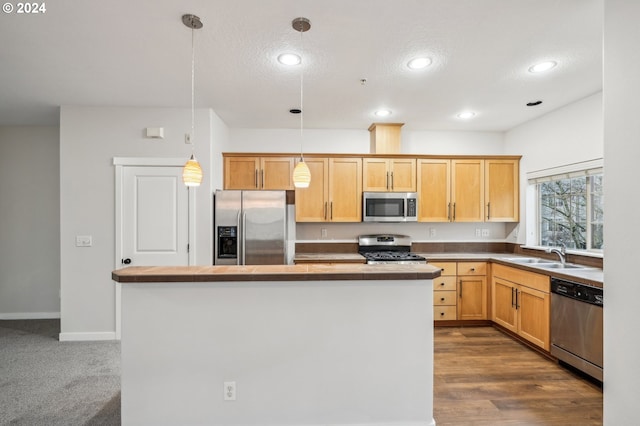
top-left (440, 312), bottom-right (445, 316)
top-left (441, 297), bottom-right (445, 302)
top-left (440, 282), bottom-right (445, 286)
top-left (471, 267), bottom-right (476, 272)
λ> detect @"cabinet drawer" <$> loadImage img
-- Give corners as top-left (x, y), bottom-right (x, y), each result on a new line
top-left (434, 306), bottom-right (457, 321)
top-left (492, 263), bottom-right (550, 293)
top-left (433, 276), bottom-right (457, 291)
top-left (429, 262), bottom-right (457, 276)
top-left (434, 290), bottom-right (457, 306)
top-left (458, 261), bottom-right (487, 276)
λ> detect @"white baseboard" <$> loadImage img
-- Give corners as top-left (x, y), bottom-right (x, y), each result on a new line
top-left (0, 312), bottom-right (61, 320)
top-left (59, 331), bottom-right (117, 341)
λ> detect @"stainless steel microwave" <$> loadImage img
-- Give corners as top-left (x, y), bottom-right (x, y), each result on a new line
top-left (362, 192), bottom-right (418, 222)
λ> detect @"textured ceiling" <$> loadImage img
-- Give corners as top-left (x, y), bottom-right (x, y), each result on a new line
top-left (0, 0), bottom-right (602, 131)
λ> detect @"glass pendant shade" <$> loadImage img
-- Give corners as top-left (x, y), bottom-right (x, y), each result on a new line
top-left (182, 154), bottom-right (203, 187)
top-left (293, 160), bottom-right (311, 188)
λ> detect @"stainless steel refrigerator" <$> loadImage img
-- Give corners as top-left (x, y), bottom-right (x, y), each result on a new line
top-left (214, 190), bottom-right (288, 265)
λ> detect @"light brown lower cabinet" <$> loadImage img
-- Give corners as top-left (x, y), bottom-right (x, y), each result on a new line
top-left (431, 261), bottom-right (488, 321)
top-left (491, 264), bottom-right (550, 350)
top-left (431, 262), bottom-right (457, 321)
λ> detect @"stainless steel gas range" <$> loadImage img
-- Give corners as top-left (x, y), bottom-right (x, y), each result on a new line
top-left (358, 234), bottom-right (426, 265)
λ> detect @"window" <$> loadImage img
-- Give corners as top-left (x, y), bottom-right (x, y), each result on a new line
top-left (529, 160), bottom-right (603, 253)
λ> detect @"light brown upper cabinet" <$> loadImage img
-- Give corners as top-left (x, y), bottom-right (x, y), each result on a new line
top-left (451, 159), bottom-right (485, 222)
top-left (224, 155), bottom-right (294, 190)
top-left (418, 157), bottom-right (519, 222)
top-left (295, 157), bottom-right (362, 222)
top-left (363, 158), bottom-right (416, 192)
top-left (417, 159), bottom-right (484, 222)
top-left (485, 159), bottom-right (519, 222)
top-left (417, 159), bottom-right (452, 222)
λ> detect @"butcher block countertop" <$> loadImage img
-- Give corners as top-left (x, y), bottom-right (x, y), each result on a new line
top-left (112, 264), bottom-right (442, 283)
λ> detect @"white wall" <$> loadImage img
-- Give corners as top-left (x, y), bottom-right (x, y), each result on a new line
top-left (227, 127), bottom-right (508, 242)
top-left (504, 92), bottom-right (603, 244)
top-left (0, 126), bottom-right (60, 318)
top-left (603, 1), bottom-right (640, 423)
top-left (59, 106), bottom-right (223, 339)
top-left (121, 278), bottom-right (434, 425)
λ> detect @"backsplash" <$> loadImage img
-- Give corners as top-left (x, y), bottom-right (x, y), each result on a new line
top-left (296, 221), bottom-right (515, 242)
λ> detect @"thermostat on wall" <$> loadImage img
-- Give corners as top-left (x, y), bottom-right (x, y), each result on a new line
top-left (145, 127), bottom-right (165, 139)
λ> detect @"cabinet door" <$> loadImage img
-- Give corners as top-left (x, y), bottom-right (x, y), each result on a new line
top-left (517, 285), bottom-right (550, 350)
top-left (451, 159), bottom-right (484, 222)
top-left (389, 158), bottom-right (416, 192)
top-left (328, 157), bottom-right (362, 222)
top-left (261, 157), bottom-right (294, 190)
top-left (362, 158), bottom-right (390, 191)
top-left (295, 158), bottom-right (329, 222)
top-left (485, 159), bottom-right (519, 222)
top-left (417, 159), bottom-right (451, 222)
top-left (458, 276), bottom-right (487, 320)
top-left (492, 277), bottom-right (518, 332)
top-left (224, 156), bottom-right (259, 189)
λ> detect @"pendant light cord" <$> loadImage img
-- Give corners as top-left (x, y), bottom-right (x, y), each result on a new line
top-left (299, 25), bottom-right (304, 161)
top-left (191, 26), bottom-right (196, 156)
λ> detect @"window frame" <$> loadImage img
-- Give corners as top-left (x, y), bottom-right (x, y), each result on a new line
top-left (527, 159), bottom-right (603, 255)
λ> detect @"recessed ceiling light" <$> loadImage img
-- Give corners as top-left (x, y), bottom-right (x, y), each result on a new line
top-left (407, 57), bottom-right (432, 70)
top-left (456, 111), bottom-right (476, 119)
top-left (277, 53), bottom-right (301, 65)
top-left (528, 61), bottom-right (557, 73)
top-left (374, 109), bottom-right (392, 117)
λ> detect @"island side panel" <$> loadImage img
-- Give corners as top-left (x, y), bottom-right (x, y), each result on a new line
top-left (121, 279), bottom-right (434, 426)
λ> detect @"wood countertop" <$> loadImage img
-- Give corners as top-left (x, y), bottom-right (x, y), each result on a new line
top-left (112, 264), bottom-right (442, 283)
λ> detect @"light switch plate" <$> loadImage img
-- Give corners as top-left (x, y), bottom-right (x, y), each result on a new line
top-left (75, 235), bottom-right (92, 247)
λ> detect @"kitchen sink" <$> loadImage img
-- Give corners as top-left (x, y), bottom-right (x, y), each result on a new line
top-left (503, 257), bottom-right (555, 264)
top-left (534, 263), bottom-right (586, 270)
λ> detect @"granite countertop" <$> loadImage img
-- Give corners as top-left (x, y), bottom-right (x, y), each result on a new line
top-left (112, 264), bottom-right (442, 283)
top-left (294, 251), bottom-right (603, 288)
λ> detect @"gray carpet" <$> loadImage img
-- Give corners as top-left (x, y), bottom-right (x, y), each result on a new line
top-left (0, 320), bottom-right (121, 425)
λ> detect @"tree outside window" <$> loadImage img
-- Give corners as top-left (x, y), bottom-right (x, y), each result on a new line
top-left (538, 173), bottom-right (603, 251)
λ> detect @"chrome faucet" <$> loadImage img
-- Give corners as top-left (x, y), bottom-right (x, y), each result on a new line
top-left (546, 243), bottom-right (566, 265)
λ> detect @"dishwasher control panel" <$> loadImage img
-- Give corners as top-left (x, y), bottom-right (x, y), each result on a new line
top-left (551, 278), bottom-right (603, 306)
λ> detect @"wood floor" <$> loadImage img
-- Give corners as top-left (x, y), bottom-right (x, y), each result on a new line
top-left (434, 327), bottom-right (602, 426)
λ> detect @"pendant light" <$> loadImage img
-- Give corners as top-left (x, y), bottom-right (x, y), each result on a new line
top-left (292, 17), bottom-right (311, 189)
top-left (182, 14), bottom-right (203, 187)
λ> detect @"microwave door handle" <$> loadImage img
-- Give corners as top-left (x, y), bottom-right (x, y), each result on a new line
top-left (404, 198), bottom-right (408, 219)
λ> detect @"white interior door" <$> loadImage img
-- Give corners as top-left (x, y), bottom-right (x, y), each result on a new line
top-left (122, 166), bottom-right (190, 266)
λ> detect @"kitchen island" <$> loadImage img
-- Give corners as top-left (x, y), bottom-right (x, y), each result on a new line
top-left (112, 264), bottom-right (440, 426)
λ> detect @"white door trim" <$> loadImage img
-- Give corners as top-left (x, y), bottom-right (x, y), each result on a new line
top-left (114, 157), bottom-right (196, 339)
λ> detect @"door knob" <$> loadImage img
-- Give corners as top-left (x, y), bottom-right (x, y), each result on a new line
top-left (122, 258), bottom-right (132, 265)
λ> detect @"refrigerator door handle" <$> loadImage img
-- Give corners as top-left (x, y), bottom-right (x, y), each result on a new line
top-left (236, 211), bottom-right (241, 265)
top-left (241, 211), bottom-right (247, 265)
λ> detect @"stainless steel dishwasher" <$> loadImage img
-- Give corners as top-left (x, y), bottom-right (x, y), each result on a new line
top-left (550, 277), bottom-right (603, 381)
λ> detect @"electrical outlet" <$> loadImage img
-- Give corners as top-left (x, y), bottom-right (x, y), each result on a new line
top-left (185, 133), bottom-right (192, 144)
top-left (321, 228), bottom-right (328, 238)
top-left (224, 381), bottom-right (236, 401)
top-left (475, 229), bottom-right (481, 237)
top-left (429, 228), bottom-right (436, 237)
top-left (481, 229), bottom-right (490, 237)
